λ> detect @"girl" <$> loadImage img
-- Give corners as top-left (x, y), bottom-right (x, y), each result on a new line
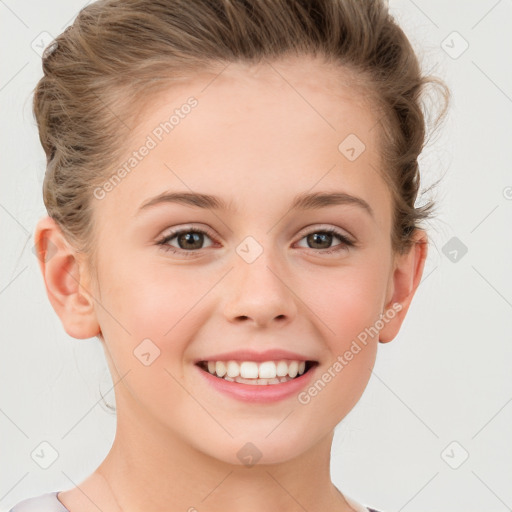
top-left (11, 0), bottom-right (449, 511)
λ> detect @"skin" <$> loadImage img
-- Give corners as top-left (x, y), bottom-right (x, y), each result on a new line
top-left (34, 55), bottom-right (428, 512)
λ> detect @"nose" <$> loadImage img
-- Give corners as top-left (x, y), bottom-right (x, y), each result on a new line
top-left (222, 249), bottom-right (298, 328)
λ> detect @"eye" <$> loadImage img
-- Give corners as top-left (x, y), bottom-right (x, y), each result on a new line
top-left (156, 226), bottom-right (216, 257)
top-left (156, 225), bottom-right (355, 257)
top-left (295, 227), bottom-right (354, 255)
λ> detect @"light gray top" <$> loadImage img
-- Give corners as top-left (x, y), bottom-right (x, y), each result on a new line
top-left (8, 492), bottom-right (69, 512)
top-left (8, 490), bottom-right (382, 512)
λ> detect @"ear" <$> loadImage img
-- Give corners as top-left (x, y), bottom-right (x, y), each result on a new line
top-left (33, 215), bottom-right (101, 340)
top-left (378, 229), bottom-right (429, 343)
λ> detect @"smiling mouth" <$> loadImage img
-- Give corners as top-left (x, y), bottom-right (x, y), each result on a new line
top-left (196, 360), bottom-right (318, 385)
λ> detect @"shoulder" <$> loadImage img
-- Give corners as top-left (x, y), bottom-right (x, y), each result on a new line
top-left (344, 493), bottom-right (384, 512)
top-left (343, 493), bottom-right (384, 512)
top-left (8, 491), bottom-right (69, 512)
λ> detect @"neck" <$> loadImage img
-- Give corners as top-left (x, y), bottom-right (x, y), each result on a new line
top-left (93, 400), bottom-right (356, 512)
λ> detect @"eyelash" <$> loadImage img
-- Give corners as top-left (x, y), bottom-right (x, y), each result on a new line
top-left (156, 225), bottom-right (355, 257)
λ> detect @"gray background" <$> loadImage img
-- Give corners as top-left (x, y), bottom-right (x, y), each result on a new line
top-left (1, 1), bottom-right (511, 511)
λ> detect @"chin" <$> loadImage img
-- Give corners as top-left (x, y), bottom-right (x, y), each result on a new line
top-left (195, 430), bottom-right (318, 468)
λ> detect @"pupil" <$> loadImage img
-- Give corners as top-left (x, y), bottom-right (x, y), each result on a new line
top-left (309, 233), bottom-right (331, 249)
top-left (180, 232), bottom-right (202, 249)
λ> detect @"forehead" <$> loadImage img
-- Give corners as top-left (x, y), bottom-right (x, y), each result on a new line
top-left (94, 56), bottom-right (391, 228)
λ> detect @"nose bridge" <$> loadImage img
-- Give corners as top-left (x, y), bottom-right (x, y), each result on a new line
top-left (223, 236), bottom-right (297, 326)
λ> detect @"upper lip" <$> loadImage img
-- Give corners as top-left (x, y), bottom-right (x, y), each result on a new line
top-left (194, 349), bottom-right (318, 364)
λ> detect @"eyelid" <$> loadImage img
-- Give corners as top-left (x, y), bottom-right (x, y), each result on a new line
top-left (156, 222), bottom-right (357, 259)
top-left (158, 223), bottom-right (218, 241)
top-left (158, 223), bottom-right (354, 245)
top-left (155, 224), bottom-right (218, 256)
top-left (295, 223), bottom-right (355, 243)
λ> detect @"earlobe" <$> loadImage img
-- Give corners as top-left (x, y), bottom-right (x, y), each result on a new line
top-left (378, 229), bottom-right (429, 343)
top-left (34, 215), bottom-right (101, 340)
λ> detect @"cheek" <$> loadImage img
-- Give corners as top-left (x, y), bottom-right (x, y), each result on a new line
top-left (298, 264), bottom-right (384, 412)
top-left (96, 262), bottom-right (216, 365)
top-left (301, 290), bottom-right (380, 426)
top-left (308, 263), bottom-right (387, 345)
top-left (94, 264), bottom-right (211, 417)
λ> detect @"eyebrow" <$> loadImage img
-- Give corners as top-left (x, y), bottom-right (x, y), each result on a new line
top-left (138, 190), bottom-right (374, 218)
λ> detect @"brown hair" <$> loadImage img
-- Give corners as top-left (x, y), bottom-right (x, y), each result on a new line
top-left (33, 0), bottom-right (450, 275)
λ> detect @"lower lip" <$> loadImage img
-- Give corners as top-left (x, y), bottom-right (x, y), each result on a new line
top-left (195, 363), bottom-right (317, 403)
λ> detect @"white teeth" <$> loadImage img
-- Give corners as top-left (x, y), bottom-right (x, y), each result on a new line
top-left (234, 376), bottom-right (286, 385)
top-left (258, 361), bottom-right (276, 379)
top-left (288, 361), bottom-right (299, 378)
top-left (202, 359), bottom-right (311, 383)
top-left (215, 361), bottom-right (227, 377)
top-left (276, 361), bottom-right (289, 377)
top-left (226, 360), bottom-right (239, 378)
top-left (240, 361), bottom-right (259, 379)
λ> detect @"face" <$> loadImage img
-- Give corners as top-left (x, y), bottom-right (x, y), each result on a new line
top-left (71, 56), bottom-right (403, 465)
